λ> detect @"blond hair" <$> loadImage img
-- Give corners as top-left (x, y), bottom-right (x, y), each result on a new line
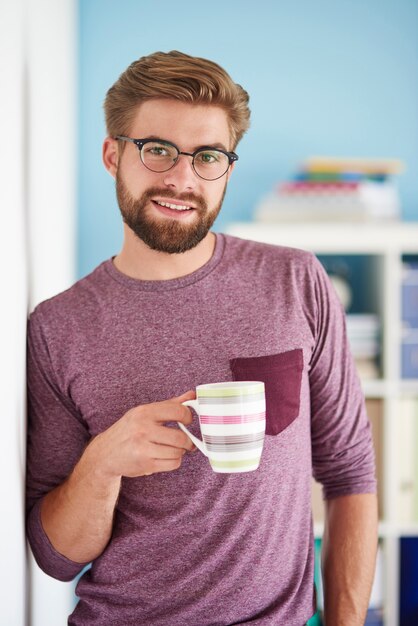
top-left (104, 50), bottom-right (250, 149)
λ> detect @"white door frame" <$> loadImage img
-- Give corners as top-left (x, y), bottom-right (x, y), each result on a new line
top-left (0, 1), bottom-right (77, 624)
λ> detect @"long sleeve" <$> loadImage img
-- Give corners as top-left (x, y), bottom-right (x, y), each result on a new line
top-left (309, 257), bottom-right (377, 499)
top-left (26, 310), bottom-right (90, 581)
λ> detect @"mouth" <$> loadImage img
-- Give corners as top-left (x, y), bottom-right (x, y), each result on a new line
top-left (151, 198), bottom-right (196, 218)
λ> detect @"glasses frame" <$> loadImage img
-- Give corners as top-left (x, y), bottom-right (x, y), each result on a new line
top-left (115, 135), bottom-right (239, 181)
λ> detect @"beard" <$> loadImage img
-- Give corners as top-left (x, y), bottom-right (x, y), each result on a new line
top-left (115, 174), bottom-right (227, 254)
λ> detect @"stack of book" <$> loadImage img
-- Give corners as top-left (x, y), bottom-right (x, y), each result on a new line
top-left (346, 314), bottom-right (381, 380)
top-left (401, 261), bottom-right (418, 379)
top-left (255, 157), bottom-right (404, 222)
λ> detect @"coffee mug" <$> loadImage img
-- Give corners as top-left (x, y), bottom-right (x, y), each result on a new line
top-left (179, 381), bottom-right (266, 473)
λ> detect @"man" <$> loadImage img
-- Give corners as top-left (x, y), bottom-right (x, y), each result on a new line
top-left (26, 50), bottom-right (378, 625)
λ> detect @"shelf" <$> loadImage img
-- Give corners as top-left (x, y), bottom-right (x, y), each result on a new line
top-left (315, 521), bottom-right (418, 540)
top-left (361, 379), bottom-right (391, 398)
top-left (227, 221), bottom-right (418, 254)
top-left (378, 522), bottom-right (418, 538)
top-left (399, 380), bottom-right (418, 396)
top-left (360, 379), bottom-right (418, 397)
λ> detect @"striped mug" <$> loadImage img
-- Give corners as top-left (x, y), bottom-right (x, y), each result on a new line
top-left (179, 381), bottom-right (266, 473)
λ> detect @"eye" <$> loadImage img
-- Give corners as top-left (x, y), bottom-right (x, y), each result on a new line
top-left (196, 150), bottom-right (220, 164)
top-left (147, 145), bottom-right (170, 157)
top-left (142, 141), bottom-right (178, 161)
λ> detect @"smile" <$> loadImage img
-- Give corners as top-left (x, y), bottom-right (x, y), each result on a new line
top-left (154, 200), bottom-right (193, 211)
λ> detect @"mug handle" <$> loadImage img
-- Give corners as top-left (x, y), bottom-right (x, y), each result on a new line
top-left (179, 399), bottom-right (208, 456)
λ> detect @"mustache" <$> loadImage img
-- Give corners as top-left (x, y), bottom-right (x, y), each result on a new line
top-left (140, 187), bottom-right (207, 209)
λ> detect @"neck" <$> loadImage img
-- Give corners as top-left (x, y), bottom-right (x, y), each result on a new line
top-left (113, 226), bottom-right (216, 281)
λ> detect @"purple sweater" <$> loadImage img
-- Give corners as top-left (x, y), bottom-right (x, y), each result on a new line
top-left (26, 234), bottom-right (376, 625)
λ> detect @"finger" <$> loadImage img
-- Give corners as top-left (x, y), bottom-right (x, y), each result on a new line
top-left (171, 390), bottom-right (196, 403)
top-left (152, 425), bottom-right (196, 451)
top-left (131, 396), bottom-right (195, 427)
top-left (147, 442), bottom-right (187, 461)
top-left (152, 402), bottom-right (195, 425)
top-left (148, 457), bottom-right (185, 474)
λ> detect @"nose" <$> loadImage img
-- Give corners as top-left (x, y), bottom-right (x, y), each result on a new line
top-left (162, 154), bottom-right (197, 191)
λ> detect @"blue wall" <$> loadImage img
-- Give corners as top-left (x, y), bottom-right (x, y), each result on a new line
top-left (78, 0), bottom-right (418, 278)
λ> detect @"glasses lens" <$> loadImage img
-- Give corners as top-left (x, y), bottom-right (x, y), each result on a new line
top-left (193, 149), bottom-right (230, 180)
top-left (141, 141), bottom-right (178, 172)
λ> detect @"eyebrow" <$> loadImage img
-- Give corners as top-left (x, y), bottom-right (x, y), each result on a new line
top-left (142, 135), bottom-right (229, 153)
top-left (202, 142), bottom-right (229, 152)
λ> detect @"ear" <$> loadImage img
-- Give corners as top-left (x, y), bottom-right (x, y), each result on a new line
top-left (226, 161), bottom-right (235, 181)
top-left (103, 137), bottom-right (119, 178)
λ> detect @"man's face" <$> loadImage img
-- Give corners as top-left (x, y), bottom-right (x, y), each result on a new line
top-left (112, 99), bottom-right (234, 254)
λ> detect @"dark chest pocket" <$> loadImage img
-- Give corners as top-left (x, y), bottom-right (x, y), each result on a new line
top-left (230, 349), bottom-right (303, 436)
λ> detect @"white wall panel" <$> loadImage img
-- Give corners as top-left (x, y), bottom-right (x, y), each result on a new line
top-left (26, 0), bottom-right (77, 624)
top-left (0, 0), bottom-right (77, 624)
top-left (27, 0), bottom-right (76, 309)
top-left (0, 1), bottom-right (28, 624)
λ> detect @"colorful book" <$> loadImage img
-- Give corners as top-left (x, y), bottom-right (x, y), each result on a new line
top-left (255, 181), bottom-right (400, 222)
top-left (400, 537), bottom-right (418, 625)
top-left (302, 156), bottom-right (405, 175)
top-left (277, 181), bottom-right (361, 193)
top-left (295, 171), bottom-right (389, 183)
top-left (364, 607), bottom-right (384, 625)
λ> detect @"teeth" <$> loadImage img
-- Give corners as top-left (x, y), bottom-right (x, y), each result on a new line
top-left (156, 200), bottom-right (191, 211)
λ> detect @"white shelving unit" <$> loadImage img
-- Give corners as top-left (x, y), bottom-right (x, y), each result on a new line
top-left (227, 221), bottom-right (418, 626)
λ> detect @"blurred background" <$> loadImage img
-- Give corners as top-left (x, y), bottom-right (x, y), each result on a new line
top-left (78, 0), bottom-right (418, 277)
top-left (1, 1), bottom-right (417, 624)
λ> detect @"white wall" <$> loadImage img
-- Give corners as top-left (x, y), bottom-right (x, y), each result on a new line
top-left (0, 1), bottom-right (28, 623)
top-left (0, 1), bottom-right (76, 624)
top-left (26, 0), bottom-right (77, 308)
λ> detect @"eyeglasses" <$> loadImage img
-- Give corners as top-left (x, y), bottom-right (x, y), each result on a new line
top-left (115, 136), bottom-right (239, 181)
